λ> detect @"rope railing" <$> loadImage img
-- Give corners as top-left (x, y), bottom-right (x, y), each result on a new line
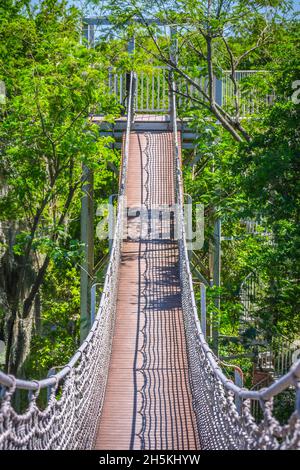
top-left (0, 72), bottom-right (136, 450)
top-left (170, 75), bottom-right (300, 449)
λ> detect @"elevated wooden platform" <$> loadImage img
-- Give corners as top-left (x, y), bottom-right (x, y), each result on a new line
top-left (94, 131), bottom-right (200, 450)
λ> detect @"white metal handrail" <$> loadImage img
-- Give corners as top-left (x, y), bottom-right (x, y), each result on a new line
top-left (108, 67), bottom-right (273, 116)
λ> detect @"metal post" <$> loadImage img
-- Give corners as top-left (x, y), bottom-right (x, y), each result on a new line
top-left (126, 36), bottom-right (135, 115)
top-left (212, 217), bottom-right (221, 355)
top-left (169, 26), bottom-right (178, 122)
top-left (109, 194), bottom-right (118, 254)
top-left (83, 23), bottom-right (95, 48)
top-left (131, 73), bottom-right (137, 122)
top-left (90, 283), bottom-right (101, 326)
top-left (170, 26), bottom-right (178, 65)
top-left (82, 21), bottom-right (88, 45)
top-left (46, 367), bottom-right (56, 402)
top-left (200, 283), bottom-right (207, 339)
top-left (80, 165), bottom-right (94, 343)
top-left (234, 368), bottom-right (244, 414)
top-left (215, 77), bottom-right (223, 107)
top-left (184, 193), bottom-right (192, 257)
top-left (89, 24), bottom-right (95, 48)
top-left (128, 36), bottom-right (135, 54)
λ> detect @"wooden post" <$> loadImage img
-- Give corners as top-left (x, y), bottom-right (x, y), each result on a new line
top-left (80, 165), bottom-right (94, 343)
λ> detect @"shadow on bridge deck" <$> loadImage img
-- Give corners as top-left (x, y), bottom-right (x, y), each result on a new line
top-left (94, 131), bottom-right (199, 450)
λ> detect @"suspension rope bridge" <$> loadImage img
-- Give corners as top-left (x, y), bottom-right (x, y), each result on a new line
top-left (0, 72), bottom-right (300, 450)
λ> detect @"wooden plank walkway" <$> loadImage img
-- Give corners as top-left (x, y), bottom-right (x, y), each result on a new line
top-left (94, 131), bottom-right (200, 450)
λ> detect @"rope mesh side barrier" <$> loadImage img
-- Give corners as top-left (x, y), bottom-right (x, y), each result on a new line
top-left (0, 230), bottom-right (119, 449)
top-left (0, 72), bottom-right (136, 450)
top-left (170, 77), bottom-right (300, 450)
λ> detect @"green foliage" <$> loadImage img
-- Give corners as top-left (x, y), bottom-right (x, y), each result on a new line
top-left (233, 97), bottom-right (300, 338)
top-left (23, 265), bottom-right (80, 378)
top-left (0, 0), bottom-right (120, 374)
top-left (177, 9), bottom-right (300, 384)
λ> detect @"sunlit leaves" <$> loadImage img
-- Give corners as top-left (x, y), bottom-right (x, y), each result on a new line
top-left (0, 0), bottom-right (121, 373)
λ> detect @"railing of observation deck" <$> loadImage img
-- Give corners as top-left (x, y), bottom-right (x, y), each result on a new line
top-left (108, 67), bottom-right (273, 116)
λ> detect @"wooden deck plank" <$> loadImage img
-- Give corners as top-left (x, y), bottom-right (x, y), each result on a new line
top-left (94, 131), bottom-right (199, 450)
